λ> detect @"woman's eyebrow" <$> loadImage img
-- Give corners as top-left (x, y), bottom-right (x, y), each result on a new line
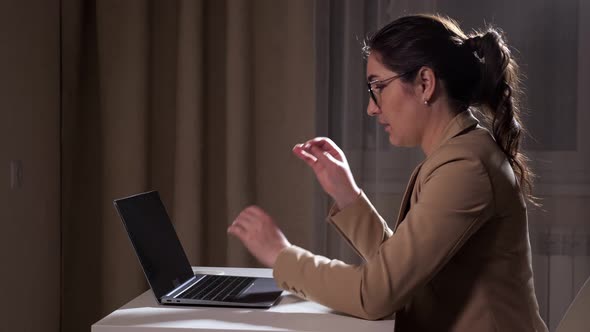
top-left (367, 74), bottom-right (379, 82)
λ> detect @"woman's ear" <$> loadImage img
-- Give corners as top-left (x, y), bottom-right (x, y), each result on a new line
top-left (416, 66), bottom-right (436, 104)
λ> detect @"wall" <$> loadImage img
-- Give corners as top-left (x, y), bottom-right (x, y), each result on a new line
top-left (0, 0), bottom-right (60, 331)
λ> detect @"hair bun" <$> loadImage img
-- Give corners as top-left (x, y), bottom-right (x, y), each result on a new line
top-left (464, 35), bottom-right (488, 63)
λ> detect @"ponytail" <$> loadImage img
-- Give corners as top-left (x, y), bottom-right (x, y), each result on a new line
top-left (466, 30), bottom-right (537, 205)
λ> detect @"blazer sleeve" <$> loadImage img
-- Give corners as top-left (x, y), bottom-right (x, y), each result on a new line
top-left (326, 191), bottom-right (394, 261)
top-left (273, 152), bottom-right (494, 320)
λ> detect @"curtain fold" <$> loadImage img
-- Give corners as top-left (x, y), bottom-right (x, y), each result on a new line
top-left (225, 0), bottom-right (257, 267)
top-left (95, 0), bottom-right (151, 311)
top-left (172, 0), bottom-right (205, 264)
top-left (60, 1), bottom-right (315, 331)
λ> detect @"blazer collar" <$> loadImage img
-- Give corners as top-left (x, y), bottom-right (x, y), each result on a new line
top-left (430, 109), bottom-right (480, 154)
top-left (392, 110), bottom-right (480, 229)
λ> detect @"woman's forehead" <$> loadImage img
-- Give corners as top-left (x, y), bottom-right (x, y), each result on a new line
top-left (366, 53), bottom-right (395, 79)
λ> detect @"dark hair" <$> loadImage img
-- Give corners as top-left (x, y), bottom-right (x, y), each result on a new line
top-left (364, 14), bottom-right (537, 205)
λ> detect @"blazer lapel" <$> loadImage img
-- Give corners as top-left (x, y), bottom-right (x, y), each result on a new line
top-left (393, 162), bottom-right (422, 232)
top-left (392, 110), bottom-right (480, 233)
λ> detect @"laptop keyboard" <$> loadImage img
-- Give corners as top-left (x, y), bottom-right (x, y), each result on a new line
top-left (179, 275), bottom-right (255, 302)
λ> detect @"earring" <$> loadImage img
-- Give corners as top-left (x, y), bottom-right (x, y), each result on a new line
top-left (424, 100), bottom-right (429, 105)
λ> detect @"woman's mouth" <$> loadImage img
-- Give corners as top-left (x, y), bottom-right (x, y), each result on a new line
top-left (378, 120), bottom-right (390, 132)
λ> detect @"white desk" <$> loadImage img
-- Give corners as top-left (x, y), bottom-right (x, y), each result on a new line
top-left (92, 267), bottom-right (394, 332)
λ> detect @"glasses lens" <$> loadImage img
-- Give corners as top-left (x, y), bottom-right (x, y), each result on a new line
top-left (373, 90), bottom-right (379, 106)
top-left (368, 85), bottom-right (379, 106)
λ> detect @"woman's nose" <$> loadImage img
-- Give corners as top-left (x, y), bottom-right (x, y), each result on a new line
top-left (367, 99), bottom-right (380, 116)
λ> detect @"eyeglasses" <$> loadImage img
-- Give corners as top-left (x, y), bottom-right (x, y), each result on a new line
top-left (367, 71), bottom-right (411, 108)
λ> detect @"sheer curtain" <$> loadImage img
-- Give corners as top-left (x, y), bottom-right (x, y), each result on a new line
top-left (314, 0), bottom-right (590, 330)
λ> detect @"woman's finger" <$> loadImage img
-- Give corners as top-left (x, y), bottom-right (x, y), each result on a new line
top-left (304, 137), bottom-right (336, 151)
top-left (299, 148), bottom-right (318, 163)
top-left (305, 136), bottom-right (332, 146)
top-left (293, 144), bottom-right (318, 166)
top-left (304, 138), bottom-right (343, 161)
top-left (231, 216), bottom-right (251, 230)
top-left (309, 145), bottom-right (339, 165)
top-left (246, 205), bottom-right (270, 219)
top-left (239, 210), bottom-right (255, 221)
top-left (242, 206), bottom-right (266, 220)
top-left (227, 223), bottom-right (247, 240)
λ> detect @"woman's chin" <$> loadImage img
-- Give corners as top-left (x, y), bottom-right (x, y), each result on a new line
top-left (388, 135), bottom-right (401, 147)
top-left (388, 135), bottom-right (413, 148)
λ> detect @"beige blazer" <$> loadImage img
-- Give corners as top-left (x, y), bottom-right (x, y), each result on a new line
top-left (274, 111), bottom-right (548, 331)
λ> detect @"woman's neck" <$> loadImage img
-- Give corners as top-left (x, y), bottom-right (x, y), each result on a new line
top-left (420, 102), bottom-right (458, 157)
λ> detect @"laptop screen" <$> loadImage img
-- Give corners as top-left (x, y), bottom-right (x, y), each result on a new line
top-left (114, 191), bottom-right (194, 300)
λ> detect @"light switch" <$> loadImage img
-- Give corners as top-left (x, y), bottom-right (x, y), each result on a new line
top-left (10, 160), bottom-right (23, 189)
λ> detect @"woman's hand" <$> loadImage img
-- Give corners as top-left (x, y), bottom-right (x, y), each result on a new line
top-left (293, 137), bottom-right (361, 209)
top-left (227, 206), bottom-right (291, 267)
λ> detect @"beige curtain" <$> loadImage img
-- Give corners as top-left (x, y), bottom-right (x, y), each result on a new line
top-left (60, 0), bottom-right (315, 331)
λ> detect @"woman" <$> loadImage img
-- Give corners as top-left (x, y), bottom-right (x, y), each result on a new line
top-left (227, 14), bottom-right (548, 331)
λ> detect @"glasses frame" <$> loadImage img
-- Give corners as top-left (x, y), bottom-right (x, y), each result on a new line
top-left (367, 71), bottom-right (413, 108)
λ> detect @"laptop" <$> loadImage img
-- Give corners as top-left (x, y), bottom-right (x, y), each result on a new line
top-left (114, 190), bottom-right (283, 308)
